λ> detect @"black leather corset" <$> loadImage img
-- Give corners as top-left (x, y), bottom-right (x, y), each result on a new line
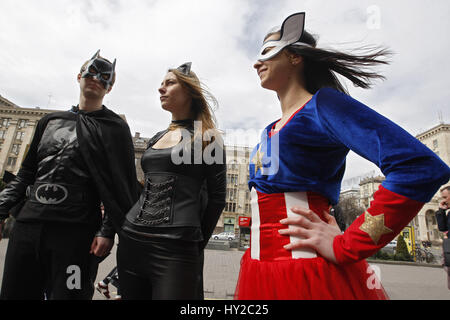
top-left (126, 172), bottom-right (203, 228)
top-left (135, 173), bottom-right (176, 225)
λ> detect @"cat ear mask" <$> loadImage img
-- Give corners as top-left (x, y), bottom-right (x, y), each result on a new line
top-left (177, 62), bottom-right (192, 75)
top-left (81, 50), bottom-right (116, 90)
top-left (257, 12), bottom-right (312, 61)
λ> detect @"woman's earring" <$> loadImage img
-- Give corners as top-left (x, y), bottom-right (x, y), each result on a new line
top-left (290, 57), bottom-right (298, 66)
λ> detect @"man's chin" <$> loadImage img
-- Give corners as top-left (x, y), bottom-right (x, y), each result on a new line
top-left (83, 89), bottom-right (104, 100)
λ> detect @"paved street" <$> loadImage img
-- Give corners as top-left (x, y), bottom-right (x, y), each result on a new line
top-left (1, 238), bottom-right (450, 300)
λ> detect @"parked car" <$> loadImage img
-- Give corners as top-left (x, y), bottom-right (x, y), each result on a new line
top-left (384, 240), bottom-right (397, 249)
top-left (212, 232), bottom-right (236, 241)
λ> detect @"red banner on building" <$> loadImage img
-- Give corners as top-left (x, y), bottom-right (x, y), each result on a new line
top-left (239, 216), bottom-right (251, 227)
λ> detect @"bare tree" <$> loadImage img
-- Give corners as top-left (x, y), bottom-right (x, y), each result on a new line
top-left (335, 196), bottom-right (365, 230)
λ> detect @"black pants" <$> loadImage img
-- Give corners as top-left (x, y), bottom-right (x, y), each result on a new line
top-left (0, 221), bottom-right (97, 300)
top-left (117, 231), bottom-right (203, 300)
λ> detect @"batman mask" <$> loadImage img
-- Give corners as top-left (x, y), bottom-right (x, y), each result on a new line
top-left (81, 50), bottom-right (116, 90)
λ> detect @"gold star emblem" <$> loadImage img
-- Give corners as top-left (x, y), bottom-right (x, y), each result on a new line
top-left (251, 144), bottom-right (264, 175)
top-left (359, 211), bottom-right (393, 245)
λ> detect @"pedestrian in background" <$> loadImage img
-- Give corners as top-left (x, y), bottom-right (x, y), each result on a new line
top-left (436, 186), bottom-right (450, 289)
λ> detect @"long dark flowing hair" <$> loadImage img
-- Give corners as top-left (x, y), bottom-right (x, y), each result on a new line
top-left (281, 31), bottom-right (392, 94)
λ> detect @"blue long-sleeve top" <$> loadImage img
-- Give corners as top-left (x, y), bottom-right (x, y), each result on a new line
top-left (249, 87), bottom-right (450, 205)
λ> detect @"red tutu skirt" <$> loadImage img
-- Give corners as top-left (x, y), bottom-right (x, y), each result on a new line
top-left (234, 250), bottom-right (388, 300)
top-left (234, 189), bottom-right (389, 300)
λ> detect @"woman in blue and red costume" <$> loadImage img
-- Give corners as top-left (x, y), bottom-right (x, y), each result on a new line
top-left (234, 12), bottom-right (450, 300)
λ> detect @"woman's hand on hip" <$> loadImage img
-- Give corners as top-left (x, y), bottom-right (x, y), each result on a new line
top-left (279, 206), bottom-right (342, 264)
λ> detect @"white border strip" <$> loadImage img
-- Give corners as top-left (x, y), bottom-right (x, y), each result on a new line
top-left (250, 188), bottom-right (260, 260)
top-left (284, 192), bottom-right (317, 259)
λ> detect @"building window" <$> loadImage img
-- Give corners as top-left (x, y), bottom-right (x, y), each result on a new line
top-left (245, 203), bottom-right (251, 214)
top-left (18, 119), bottom-right (27, 128)
top-left (12, 144), bottom-right (20, 155)
top-left (224, 217), bottom-right (236, 232)
top-left (7, 157), bottom-right (17, 167)
top-left (433, 140), bottom-right (438, 149)
top-left (227, 174), bottom-right (238, 185)
top-left (225, 202), bottom-right (236, 212)
top-left (1, 118), bottom-right (10, 128)
top-left (16, 131), bottom-right (25, 141)
top-left (228, 161), bottom-right (238, 171)
top-left (0, 130), bottom-right (5, 139)
top-left (227, 188), bottom-right (237, 201)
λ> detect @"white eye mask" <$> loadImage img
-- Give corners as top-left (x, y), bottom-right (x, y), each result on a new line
top-left (257, 12), bottom-right (312, 61)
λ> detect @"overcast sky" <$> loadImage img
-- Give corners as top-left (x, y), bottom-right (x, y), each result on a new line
top-left (1, 0), bottom-right (449, 185)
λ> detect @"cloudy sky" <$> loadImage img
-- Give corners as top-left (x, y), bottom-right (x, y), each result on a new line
top-left (1, 0), bottom-right (449, 185)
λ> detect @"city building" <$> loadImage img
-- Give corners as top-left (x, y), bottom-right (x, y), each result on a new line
top-left (338, 187), bottom-right (363, 228)
top-left (0, 95), bottom-right (56, 176)
top-left (414, 123), bottom-right (450, 244)
top-left (359, 176), bottom-right (385, 209)
top-left (132, 132), bottom-right (150, 182)
top-left (214, 145), bottom-right (252, 247)
top-left (340, 187), bottom-right (360, 203)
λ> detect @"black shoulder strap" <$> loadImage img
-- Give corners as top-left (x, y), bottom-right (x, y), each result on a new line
top-left (146, 130), bottom-right (169, 149)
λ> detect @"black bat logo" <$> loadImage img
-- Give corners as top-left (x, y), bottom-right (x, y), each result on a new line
top-left (35, 184), bottom-right (68, 205)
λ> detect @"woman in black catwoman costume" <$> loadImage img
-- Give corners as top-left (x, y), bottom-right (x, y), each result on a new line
top-left (117, 63), bottom-right (226, 300)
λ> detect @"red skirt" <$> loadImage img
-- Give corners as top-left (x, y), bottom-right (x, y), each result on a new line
top-left (234, 189), bottom-right (389, 300)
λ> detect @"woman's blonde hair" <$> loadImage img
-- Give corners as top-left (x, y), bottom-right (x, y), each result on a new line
top-left (167, 68), bottom-right (221, 149)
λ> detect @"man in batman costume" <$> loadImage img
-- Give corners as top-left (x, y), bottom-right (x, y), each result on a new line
top-left (0, 51), bottom-right (139, 300)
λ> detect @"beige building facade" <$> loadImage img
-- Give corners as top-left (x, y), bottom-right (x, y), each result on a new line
top-left (0, 95), bottom-right (56, 176)
top-left (414, 123), bottom-right (450, 244)
top-left (359, 176), bottom-right (385, 209)
top-left (339, 187), bottom-right (362, 211)
top-left (214, 145), bottom-right (252, 238)
top-left (132, 132), bottom-right (150, 183)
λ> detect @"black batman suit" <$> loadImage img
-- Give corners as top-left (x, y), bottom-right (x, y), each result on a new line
top-left (0, 106), bottom-right (139, 300)
top-left (0, 115), bottom-right (102, 225)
